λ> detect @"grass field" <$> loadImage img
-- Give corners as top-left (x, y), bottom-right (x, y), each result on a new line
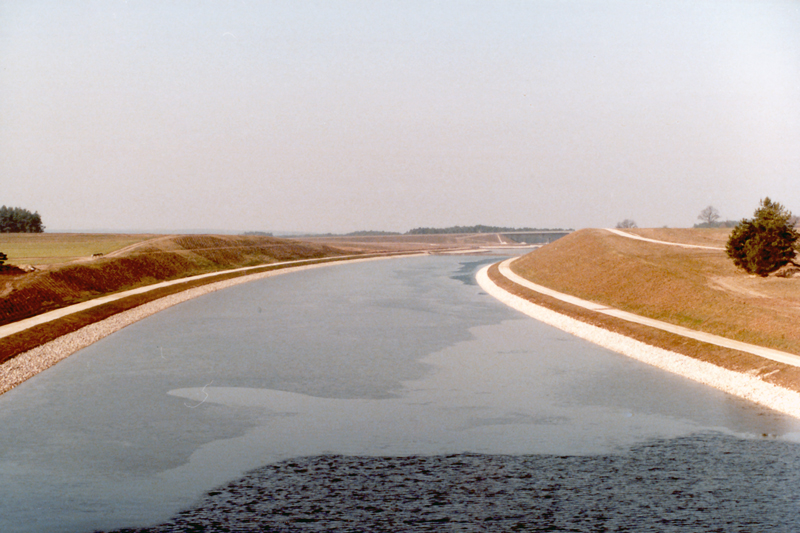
top-left (510, 228), bottom-right (800, 355)
top-left (0, 233), bottom-right (160, 265)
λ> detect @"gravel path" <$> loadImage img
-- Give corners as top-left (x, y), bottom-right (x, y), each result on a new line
top-left (0, 257), bottom-right (392, 395)
top-left (604, 228), bottom-right (725, 250)
top-left (477, 265), bottom-right (800, 419)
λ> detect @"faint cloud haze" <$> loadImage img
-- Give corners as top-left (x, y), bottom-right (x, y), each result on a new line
top-left (1, 1), bottom-right (798, 233)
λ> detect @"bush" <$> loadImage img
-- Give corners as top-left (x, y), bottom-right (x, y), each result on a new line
top-left (725, 198), bottom-right (799, 276)
top-left (0, 206), bottom-right (45, 233)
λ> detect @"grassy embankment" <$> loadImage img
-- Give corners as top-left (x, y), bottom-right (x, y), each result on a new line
top-left (0, 234), bottom-right (362, 364)
top-left (489, 228), bottom-right (800, 391)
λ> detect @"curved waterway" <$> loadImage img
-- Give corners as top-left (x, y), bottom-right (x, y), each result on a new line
top-left (1, 254), bottom-right (800, 532)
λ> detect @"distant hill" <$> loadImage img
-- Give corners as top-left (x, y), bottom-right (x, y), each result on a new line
top-left (405, 225), bottom-right (572, 235)
top-left (346, 230), bottom-right (401, 236)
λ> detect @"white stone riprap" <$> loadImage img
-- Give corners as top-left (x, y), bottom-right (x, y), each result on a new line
top-left (477, 265), bottom-right (800, 420)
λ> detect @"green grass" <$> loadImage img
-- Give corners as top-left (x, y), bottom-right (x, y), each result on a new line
top-left (0, 233), bottom-right (159, 265)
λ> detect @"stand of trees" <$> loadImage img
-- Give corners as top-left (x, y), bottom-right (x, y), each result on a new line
top-left (725, 198), bottom-right (799, 276)
top-left (0, 206), bottom-right (45, 233)
top-left (615, 219), bottom-right (637, 228)
top-left (694, 205), bottom-right (738, 228)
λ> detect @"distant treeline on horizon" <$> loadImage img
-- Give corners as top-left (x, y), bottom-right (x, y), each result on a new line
top-left (404, 225), bottom-right (572, 235)
top-left (339, 225), bottom-right (573, 237)
top-left (692, 220), bottom-right (739, 229)
top-left (276, 225), bottom-right (574, 238)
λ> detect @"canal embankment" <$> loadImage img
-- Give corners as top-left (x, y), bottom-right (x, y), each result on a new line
top-left (479, 228), bottom-right (800, 418)
top-left (0, 234), bottom-right (431, 395)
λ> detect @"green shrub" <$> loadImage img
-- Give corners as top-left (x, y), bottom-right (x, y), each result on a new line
top-left (725, 198), bottom-right (799, 276)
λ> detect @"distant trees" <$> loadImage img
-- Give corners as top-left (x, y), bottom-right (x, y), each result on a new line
top-left (0, 251), bottom-right (6, 267)
top-left (725, 198), bottom-right (799, 276)
top-left (697, 206), bottom-right (720, 226)
top-left (694, 205), bottom-right (738, 228)
top-left (0, 206), bottom-right (45, 233)
top-left (616, 219), bottom-right (637, 229)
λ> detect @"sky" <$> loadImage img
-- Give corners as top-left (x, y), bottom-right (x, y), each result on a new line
top-left (1, 1), bottom-right (799, 233)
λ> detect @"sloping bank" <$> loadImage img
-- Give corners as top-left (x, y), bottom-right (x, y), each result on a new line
top-left (478, 264), bottom-right (800, 419)
top-left (0, 254), bottom-right (419, 396)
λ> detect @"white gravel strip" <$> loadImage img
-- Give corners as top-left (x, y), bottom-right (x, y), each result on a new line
top-left (477, 264), bottom-right (800, 420)
top-left (604, 228), bottom-right (724, 250)
top-left (0, 256), bottom-right (399, 396)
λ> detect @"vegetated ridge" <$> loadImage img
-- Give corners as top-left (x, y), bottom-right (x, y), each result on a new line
top-left (0, 234), bottom-right (347, 328)
top-left (494, 228), bottom-right (800, 391)
top-left (0, 234), bottom-right (362, 366)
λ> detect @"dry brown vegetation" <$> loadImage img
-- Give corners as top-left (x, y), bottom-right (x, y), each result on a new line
top-left (0, 234), bottom-right (348, 329)
top-left (510, 229), bottom-right (800, 355)
top-left (624, 227), bottom-right (731, 247)
top-left (487, 262), bottom-right (800, 393)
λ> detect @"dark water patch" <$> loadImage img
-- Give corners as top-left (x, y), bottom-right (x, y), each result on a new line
top-left (106, 433), bottom-right (800, 532)
top-left (450, 258), bottom-right (500, 286)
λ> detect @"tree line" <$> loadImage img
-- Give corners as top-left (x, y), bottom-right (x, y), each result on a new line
top-left (0, 206), bottom-right (45, 233)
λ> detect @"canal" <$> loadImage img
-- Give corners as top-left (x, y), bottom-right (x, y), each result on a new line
top-left (1, 254), bottom-right (799, 531)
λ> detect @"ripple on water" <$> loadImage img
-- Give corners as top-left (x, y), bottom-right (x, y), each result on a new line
top-left (107, 433), bottom-right (800, 533)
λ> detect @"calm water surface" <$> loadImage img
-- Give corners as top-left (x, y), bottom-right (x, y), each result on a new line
top-left (1, 255), bottom-right (799, 532)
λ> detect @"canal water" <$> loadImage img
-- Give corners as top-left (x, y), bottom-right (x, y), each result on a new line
top-left (1, 254), bottom-right (799, 532)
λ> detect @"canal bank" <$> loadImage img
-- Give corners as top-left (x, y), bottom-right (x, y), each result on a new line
top-left (0, 254), bottom-right (425, 395)
top-left (478, 263), bottom-right (800, 419)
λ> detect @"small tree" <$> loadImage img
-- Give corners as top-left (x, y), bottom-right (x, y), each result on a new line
top-left (725, 198), bottom-right (799, 276)
top-left (697, 206), bottom-right (720, 226)
top-left (0, 252), bottom-right (6, 267)
top-left (616, 219), bottom-right (637, 228)
top-left (0, 206), bottom-right (45, 233)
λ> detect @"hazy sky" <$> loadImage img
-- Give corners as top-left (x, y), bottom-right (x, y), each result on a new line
top-left (2, 1), bottom-right (799, 233)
